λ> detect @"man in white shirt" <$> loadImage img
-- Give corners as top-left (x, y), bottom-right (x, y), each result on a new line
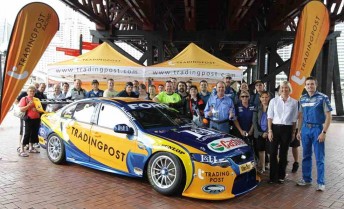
top-left (267, 81), bottom-right (298, 184)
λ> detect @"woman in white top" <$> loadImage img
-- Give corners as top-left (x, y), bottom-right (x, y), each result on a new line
top-left (104, 79), bottom-right (118, 98)
top-left (47, 84), bottom-right (65, 112)
top-left (267, 81), bottom-right (298, 184)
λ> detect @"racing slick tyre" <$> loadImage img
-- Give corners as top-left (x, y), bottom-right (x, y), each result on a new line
top-left (147, 152), bottom-right (185, 196)
top-left (47, 133), bottom-right (66, 164)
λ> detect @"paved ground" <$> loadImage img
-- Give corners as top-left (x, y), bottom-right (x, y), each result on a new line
top-left (0, 113), bottom-right (344, 209)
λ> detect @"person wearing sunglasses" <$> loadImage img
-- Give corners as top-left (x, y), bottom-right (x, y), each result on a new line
top-left (233, 91), bottom-right (255, 140)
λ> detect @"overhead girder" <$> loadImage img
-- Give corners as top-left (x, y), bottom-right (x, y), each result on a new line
top-left (59, 0), bottom-right (344, 65)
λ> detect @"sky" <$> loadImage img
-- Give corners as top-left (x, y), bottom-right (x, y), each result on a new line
top-left (0, 0), bottom-right (66, 24)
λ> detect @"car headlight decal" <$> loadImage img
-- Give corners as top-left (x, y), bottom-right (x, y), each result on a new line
top-left (191, 154), bottom-right (231, 168)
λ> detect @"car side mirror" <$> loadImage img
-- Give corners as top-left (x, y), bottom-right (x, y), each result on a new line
top-left (114, 124), bottom-right (134, 135)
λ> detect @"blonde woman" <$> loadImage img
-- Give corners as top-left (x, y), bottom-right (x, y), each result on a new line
top-left (18, 86), bottom-right (41, 157)
top-left (267, 81), bottom-right (298, 184)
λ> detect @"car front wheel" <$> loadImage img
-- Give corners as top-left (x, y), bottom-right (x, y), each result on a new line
top-left (147, 152), bottom-right (185, 195)
top-left (47, 133), bottom-right (66, 164)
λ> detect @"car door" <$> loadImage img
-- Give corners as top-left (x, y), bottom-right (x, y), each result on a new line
top-left (89, 103), bottom-right (137, 172)
top-left (63, 102), bottom-right (97, 162)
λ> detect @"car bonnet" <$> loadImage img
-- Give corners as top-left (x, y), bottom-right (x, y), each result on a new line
top-left (145, 126), bottom-right (251, 155)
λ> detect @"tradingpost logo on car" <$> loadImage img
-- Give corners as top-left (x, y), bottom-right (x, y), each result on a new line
top-left (208, 138), bottom-right (246, 153)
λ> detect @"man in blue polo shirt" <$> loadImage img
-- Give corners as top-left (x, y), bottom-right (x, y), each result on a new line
top-left (86, 80), bottom-right (104, 98)
top-left (296, 76), bottom-right (332, 191)
top-left (204, 81), bottom-right (235, 133)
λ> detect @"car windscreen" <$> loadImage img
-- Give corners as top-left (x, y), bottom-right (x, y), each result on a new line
top-left (130, 107), bottom-right (190, 129)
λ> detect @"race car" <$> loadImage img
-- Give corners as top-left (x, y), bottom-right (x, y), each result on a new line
top-left (38, 97), bottom-right (259, 200)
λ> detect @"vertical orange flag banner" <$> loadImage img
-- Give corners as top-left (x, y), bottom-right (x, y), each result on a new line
top-left (0, 3), bottom-right (59, 124)
top-left (289, 1), bottom-right (329, 99)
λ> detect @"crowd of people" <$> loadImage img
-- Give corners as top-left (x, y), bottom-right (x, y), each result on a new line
top-left (14, 76), bottom-right (332, 192)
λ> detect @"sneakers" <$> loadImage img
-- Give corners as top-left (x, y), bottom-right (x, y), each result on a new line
top-left (317, 184), bottom-right (325, 191)
top-left (292, 162), bottom-right (299, 173)
top-left (296, 179), bottom-right (312, 186)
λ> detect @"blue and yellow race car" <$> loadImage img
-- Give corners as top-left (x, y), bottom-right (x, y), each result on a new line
top-left (38, 98), bottom-right (259, 200)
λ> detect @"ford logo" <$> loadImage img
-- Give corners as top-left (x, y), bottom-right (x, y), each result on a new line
top-left (202, 184), bottom-right (225, 194)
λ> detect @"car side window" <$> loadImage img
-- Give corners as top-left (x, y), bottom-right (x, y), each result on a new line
top-left (97, 104), bottom-right (134, 130)
top-left (73, 102), bottom-right (97, 123)
top-left (61, 104), bottom-right (76, 119)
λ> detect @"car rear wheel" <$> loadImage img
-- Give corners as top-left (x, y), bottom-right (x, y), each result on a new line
top-left (147, 152), bottom-right (184, 195)
top-left (47, 133), bottom-right (66, 164)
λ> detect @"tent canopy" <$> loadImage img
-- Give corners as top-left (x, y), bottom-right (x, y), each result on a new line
top-left (145, 43), bottom-right (242, 81)
top-left (47, 42), bottom-right (144, 79)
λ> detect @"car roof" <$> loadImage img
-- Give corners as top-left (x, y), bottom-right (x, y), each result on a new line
top-left (76, 97), bottom-right (154, 107)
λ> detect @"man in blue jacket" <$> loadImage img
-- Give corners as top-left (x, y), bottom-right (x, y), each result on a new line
top-left (296, 76), bottom-right (332, 191)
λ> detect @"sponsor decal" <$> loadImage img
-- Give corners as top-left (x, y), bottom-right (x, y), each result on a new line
top-left (161, 144), bottom-right (185, 155)
top-left (197, 169), bottom-right (230, 182)
top-left (120, 107), bottom-right (136, 121)
top-left (176, 128), bottom-right (223, 141)
top-left (71, 127), bottom-right (126, 161)
top-left (239, 161), bottom-right (254, 174)
top-left (208, 138), bottom-right (246, 153)
top-left (127, 103), bottom-right (169, 110)
top-left (202, 184), bottom-right (225, 194)
top-left (200, 155), bottom-right (218, 163)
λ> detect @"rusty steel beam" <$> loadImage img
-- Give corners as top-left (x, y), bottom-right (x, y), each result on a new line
top-left (59, 0), bottom-right (109, 27)
top-left (269, 0), bottom-right (309, 30)
top-left (184, 0), bottom-right (196, 31)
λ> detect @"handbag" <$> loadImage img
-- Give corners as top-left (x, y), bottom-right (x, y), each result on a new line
top-left (13, 97), bottom-right (28, 120)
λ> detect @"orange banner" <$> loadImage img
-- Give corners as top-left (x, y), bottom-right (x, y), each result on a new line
top-left (0, 3), bottom-right (59, 124)
top-left (289, 1), bottom-right (329, 99)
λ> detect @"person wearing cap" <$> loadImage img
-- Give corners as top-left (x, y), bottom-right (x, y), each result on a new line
top-left (66, 79), bottom-right (87, 100)
top-left (296, 76), bottom-right (332, 191)
top-left (86, 80), bottom-right (104, 98)
top-left (117, 82), bottom-right (139, 98)
top-left (224, 76), bottom-right (237, 103)
top-left (250, 80), bottom-right (274, 106)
